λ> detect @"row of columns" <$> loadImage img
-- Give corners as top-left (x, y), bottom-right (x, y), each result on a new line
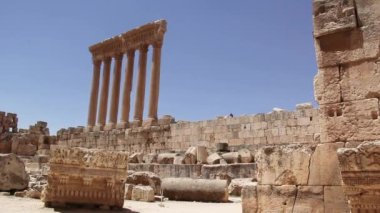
top-left (87, 42), bottom-right (163, 130)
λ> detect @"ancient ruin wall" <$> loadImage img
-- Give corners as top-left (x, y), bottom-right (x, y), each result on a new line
top-left (56, 104), bottom-right (320, 153)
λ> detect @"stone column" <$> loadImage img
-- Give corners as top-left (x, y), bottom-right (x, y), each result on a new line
top-left (87, 59), bottom-right (102, 129)
top-left (148, 41), bottom-right (163, 124)
top-left (119, 50), bottom-right (135, 128)
top-left (133, 45), bottom-right (149, 125)
top-left (97, 57), bottom-right (112, 128)
top-left (107, 54), bottom-right (123, 129)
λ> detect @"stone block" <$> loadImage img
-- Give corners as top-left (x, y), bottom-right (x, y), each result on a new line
top-left (319, 98), bottom-right (380, 142)
top-left (228, 178), bottom-right (254, 196)
top-left (221, 152), bottom-right (241, 164)
top-left (340, 60), bottom-right (380, 102)
top-left (131, 185), bottom-right (155, 202)
top-left (313, 66), bottom-right (341, 105)
top-left (337, 141), bottom-right (380, 211)
top-left (256, 145), bottom-right (314, 185)
top-left (124, 184), bottom-right (133, 200)
top-left (324, 186), bottom-right (349, 213)
top-left (126, 171), bottom-right (161, 195)
top-left (238, 148), bottom-right (253, 163)
top-left (207, 153), bottom-right (222, 164)
top-left (257, 185), bottom-right (297, 212)
top-left (293, 186), bottom-right (324, 213)
top-left (0, 153), bottom-right (29, 191)
top-left (308, 142), bottom-right (344, 185)
top-left (241, 183), bottom-right (258, 213)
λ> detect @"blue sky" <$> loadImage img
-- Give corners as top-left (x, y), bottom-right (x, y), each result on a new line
top-left (0, 1), bottom-right (316, 133)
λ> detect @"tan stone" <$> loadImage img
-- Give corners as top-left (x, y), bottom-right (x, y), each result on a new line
top-left (308, 142), bottom-right (344, 185)
top-left (337, 141), bottom-right (380, 211)
top-left (319, 98), bottom-right (380, 142)
top-left (126, 171), bottom-right (161, 195)
top-left (157, 153), bottom-right (179, 164)
top-left (293, 186), bottom-right (324, 213)
top-left (221, 152), bottom-right (241, 164)
top-left (41, 148), bottom-right (128, 209)
top-left (124, 184), bottom-right (133, 200)
top-left (0, 153), bottom-right (29, 191)
top-left (131, 185), bottom-right (155, 202)
top-left (129, 152), bottom-right (143, 163)
top-left (257, 185), bottom-right (297, 212)
top-left (256, 145), bottom-right (313, 185)
top-left (238, 148), bottom-right (253, 163)
top-left (207, 152), bottom-right (222, 164)
top-left (228, 178), bottom-right (254, 196)
top-left (313, 66), bottom-right (341, 105)
top-left (241, 183), bottom-right (258, 213)
top-left (324, 186), bottom-right (349, 213)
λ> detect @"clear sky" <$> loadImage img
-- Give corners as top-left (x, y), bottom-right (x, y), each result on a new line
top-left (0, 1), bottom-right (316, 133)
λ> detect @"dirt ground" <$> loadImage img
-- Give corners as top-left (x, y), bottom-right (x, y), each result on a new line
top-left (0, 193), bottom-right (242, 213)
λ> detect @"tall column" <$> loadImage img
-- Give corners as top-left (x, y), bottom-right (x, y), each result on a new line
top-left (119, 50), bottom-right (135, 128)
top-left (87, 59), bottom-right (102, 128)
top-left (133, 45), bottom-right (149, 124)
top-left (97, 57), bottom-right (112, 127)
top-left (107, 54), bottom-right (123, 128)
top-left (148, 41), bottom-right (163, 123)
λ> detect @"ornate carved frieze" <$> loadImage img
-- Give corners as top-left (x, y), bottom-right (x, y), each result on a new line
top-left (42, 148), bottom-right (129, 209)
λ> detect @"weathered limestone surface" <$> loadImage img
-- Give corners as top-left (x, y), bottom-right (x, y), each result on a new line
top-left (126, 171), bottom-right (161, 195)
top-left (0, 112), bottom-right (17, 134)
top-left (228, 178), bottom-right (254, 196)
top-left (162, 178), bottom-right (228, 202)
top-left (257, 185), bottom-right (297, 212)
top-left (58, 105), bottom-right (320, 154)
top-left (0, 153), bottom-right (29, 191)
top-left (41, 148), bottom-right (128, 209)
top-left (337, 141), bottom-right (380, 211)
top-left (256, 145), bottom-right (314, 185)
top-left (308, 142), bottom-right (344, 185)
top-left (241, 183), bottom-right (258, 213)
top-left (131, 185), bottom-right (155, 202)
top-left (293, 186), bottom-right (324, 213)
top-left (201, 163), bottom-right (256, 180)
top-left (323, 186), bottom-right (349, 213)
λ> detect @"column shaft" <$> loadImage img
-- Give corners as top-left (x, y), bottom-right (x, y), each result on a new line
top-left (108, 54), bottom-right (123, 125)
top-left (87, 59), bottom-right (102, 127)
top-left (97, 57), bottom-right (112, 126)
top-left (148, 42), bottom-right (163, 121)
top-left (133, 45), bottom-right (149, 123)
top-left (120, 50), bottom-right (135, 124)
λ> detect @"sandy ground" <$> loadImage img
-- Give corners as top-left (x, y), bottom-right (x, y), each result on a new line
top-left (0, 193), bottom-right (242, 213)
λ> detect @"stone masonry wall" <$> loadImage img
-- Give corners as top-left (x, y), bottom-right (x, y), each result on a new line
top-left (56, 103), bottom-right (320, 154)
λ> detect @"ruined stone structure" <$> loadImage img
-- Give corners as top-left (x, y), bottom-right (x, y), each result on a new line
top-left (312, 0), bottom-right (380, 212)
top-left (41, 148), bottom-right (129, 209)
top-left (57, 104), bottom-right (320, 153)
top-left (0, 111), bottom-right (18, 134)
top-left (87, 20), bottom-right (167, 131)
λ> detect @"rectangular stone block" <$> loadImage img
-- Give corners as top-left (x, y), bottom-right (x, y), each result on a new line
top-left (340, 60), bottom-right (380, 102)
top-left (313, 66), bottom-right (341, 105)
top-left (256, 145), bottom-right (314, 185)
top-left (319, 98), bottom-right (380, 142)
top-left (324, 186), bottom-right (349, 213)
top-left (257, 185), bottom-right (297, 212)
top-left (293, 186), bottom-right (324, 213)
top-left (241, 183), bottom-right (258, 213)
top-left (308, 142), bottom-right (344, 185)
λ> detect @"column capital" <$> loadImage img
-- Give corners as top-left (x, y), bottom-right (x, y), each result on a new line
top-left (139, 44), bottom-right (149, 53)
top-left (114, 53), bottom-right (123, 62)
top-left (126, 49), bottom-right (135, 58)
top-left (92, 58), bottom-right (101, 66)
top-left (153, 41), bottom-right (163, 49)
top-left (103, 57), bottom-right (112, 64)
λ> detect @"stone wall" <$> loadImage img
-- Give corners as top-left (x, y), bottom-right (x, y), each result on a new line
top-left (56, 103), bottom-right (320, 154)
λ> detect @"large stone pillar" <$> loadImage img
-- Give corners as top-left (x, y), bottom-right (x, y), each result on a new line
top-left (119, 50), bottom-right (135, 128)
top-left (97, 57), bottom-right (112, 128)
top-left (148, 41), bottom-right (163, 123)
top-left (87, 59), bottom-right (102, 128)
top-left (107, 54), bottom-right (123, 129)
top-left (133, 45), bottom-right (149, 125)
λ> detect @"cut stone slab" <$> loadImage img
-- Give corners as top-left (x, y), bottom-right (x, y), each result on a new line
top-left (324, 186), bottom-right (349, 212)
top-left (257, 185), bottom-right (297, 212)
top-left (293, 186), bottom-right (324, 213)
top-left (131, 185), bottom-right (155, 202)
top-left (256, 145), bottom-right (314, 185)
top-left (241, 182), bottom-right (258, 213)
top-left (0, 153), bottom-right (29, 191)
top-left (308, 142), bottom-right (344, 185)
top-left (126, 171), bottom-right (161, 195)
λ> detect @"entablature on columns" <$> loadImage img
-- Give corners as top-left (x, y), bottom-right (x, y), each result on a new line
top-left (89, 20), bottom-right (167, 60)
